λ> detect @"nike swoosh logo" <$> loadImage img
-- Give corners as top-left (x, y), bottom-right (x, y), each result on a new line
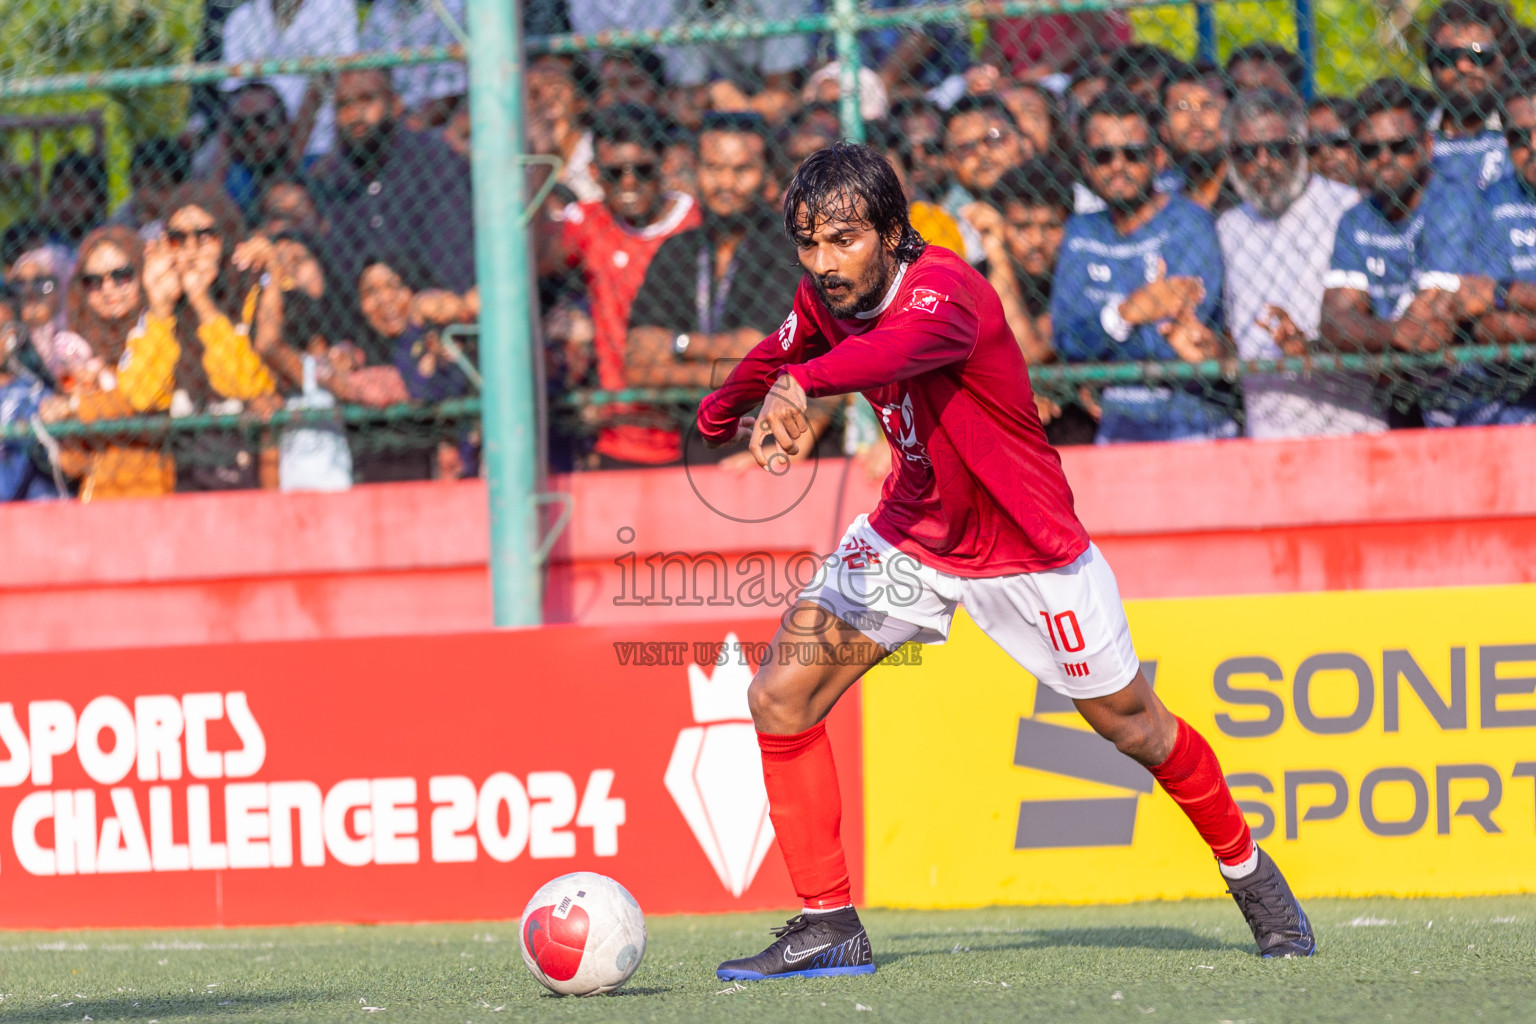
top-left (782, 942), bottom-right (832, 964)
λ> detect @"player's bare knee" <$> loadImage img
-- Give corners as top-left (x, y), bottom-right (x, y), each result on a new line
top-left (747, 673), bottom-right (798, 731)
top-left (1104, 713), bottom-right (1162, 766)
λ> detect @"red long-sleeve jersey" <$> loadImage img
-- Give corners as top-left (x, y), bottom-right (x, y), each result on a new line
top-left (697, 245), bottom-right (1088, 577)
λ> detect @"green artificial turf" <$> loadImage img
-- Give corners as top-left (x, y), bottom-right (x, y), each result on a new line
top-left (0, 897), bottom-right (1533, 1023)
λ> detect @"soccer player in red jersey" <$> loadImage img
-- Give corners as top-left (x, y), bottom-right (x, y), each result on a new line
top-left (543, 104), bottom-right (701, 465)
top-left (698, 144), bottom-right (1316, 979)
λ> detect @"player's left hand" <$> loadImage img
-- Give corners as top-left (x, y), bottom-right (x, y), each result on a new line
top-left (750, 372), bottom-right (810, 471)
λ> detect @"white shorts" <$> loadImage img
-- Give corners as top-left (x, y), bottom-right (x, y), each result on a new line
top-left (799, 514), bottom-right (1140, 700)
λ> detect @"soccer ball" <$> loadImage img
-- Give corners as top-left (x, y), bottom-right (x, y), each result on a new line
top-left (519, 872), bottom-right (647, 996)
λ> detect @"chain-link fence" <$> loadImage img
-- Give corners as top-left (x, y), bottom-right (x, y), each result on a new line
top-left (3, 1), bottom-right (1536, 498)
top-left (534, 0), bottom-right (1536, 471)
top-left (0, 0), bottom-right (481, 499)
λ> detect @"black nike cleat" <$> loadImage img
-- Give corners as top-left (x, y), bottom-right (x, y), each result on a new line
top-left (1226, 847), bottom-right (1318, 958)
top-left (716, 907), bottom-right (876, 980)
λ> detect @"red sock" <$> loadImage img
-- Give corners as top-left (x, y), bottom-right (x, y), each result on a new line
top-left (1147, 718), bottom-right (1254, 865)
top-left (757, 722), bottom-right (852, 910)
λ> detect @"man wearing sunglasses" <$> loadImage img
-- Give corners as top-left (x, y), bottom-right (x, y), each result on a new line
top-left (1051, 88), bottom-right (1236, 443)
top-left (1305, 96), bottom-right (1360, 187)
top-left (1217, 89), bottom-right (1384, 439)
top-left (1418, 70), bottom-right (1536, 425)
top-left (1423, 0), bottom-right (1516, 190)
top-left (1320, 78), bottom-right (1486, 370)
top-left (540, 104), bottom-right (701, 467)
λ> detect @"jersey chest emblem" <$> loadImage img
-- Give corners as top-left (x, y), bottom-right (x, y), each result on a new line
top-left (878, 392), bottom-right (932, 467)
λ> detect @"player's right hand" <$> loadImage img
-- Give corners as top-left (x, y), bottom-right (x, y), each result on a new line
top-left (750, 374), bottom-right (810, 471)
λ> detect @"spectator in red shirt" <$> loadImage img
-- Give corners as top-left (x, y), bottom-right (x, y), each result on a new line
top-left (539, 105), bottom-right (702, 466)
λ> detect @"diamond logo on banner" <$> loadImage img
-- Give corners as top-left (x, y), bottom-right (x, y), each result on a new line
top-left (664, 634), bottom-right (775, 897)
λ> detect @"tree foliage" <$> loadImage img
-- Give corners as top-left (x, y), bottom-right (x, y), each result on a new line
top-left (1131, 0), bottom-right (1536, 98)
top-left (0, 0), bottom-right (204, 225)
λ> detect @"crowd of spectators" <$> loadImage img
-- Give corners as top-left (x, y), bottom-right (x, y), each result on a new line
top-left (531, 0), bottom-right (1536, 474)
top-left (5, 0), bottom-right (1536, 500)
top-left (1, 0), bottom-right (480, 501)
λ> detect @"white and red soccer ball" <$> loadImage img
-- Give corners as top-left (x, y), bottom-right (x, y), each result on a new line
top-left (519, 872), bottom-right (647, 996)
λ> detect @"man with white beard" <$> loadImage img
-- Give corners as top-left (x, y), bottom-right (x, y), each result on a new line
top-left (1216, 89), bottom-right (1388, 438)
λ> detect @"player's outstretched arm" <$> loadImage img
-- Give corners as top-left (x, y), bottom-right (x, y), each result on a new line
top-left (696, 328), bottom-right (808, 445)
top-left (783, 291), bottom-right (980, 399)
top-left (698, 289), bottom-right (828, 447)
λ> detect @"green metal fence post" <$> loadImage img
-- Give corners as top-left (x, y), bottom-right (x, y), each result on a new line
top-left (832, 0), bottom-right (866, 143)
top-left (1295, 0), bottom-right (1317, 99)
top-left (466, 0), bottom-right (541, 627)
top-left (1195, 3), bottom-right (1218, 64)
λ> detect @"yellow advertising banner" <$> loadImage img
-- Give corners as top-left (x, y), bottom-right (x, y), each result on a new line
top-left (863, 584), bottom-right (1536, 906)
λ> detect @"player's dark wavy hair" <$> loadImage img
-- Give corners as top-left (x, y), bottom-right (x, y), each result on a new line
top-left (782, 142), bottom-right (927, 264)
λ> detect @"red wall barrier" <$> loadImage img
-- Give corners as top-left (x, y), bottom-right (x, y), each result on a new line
top-left (0, 621), bottom-right (862, 928)
top-left (2, 428), bottom-right (1533, 928)
top-left (2, 426), bottom-right (1534, 652)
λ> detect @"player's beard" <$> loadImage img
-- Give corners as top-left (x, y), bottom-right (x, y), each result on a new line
top-left (1373, 163), bottom-right (1430, 213)
top-left (342, 117), bottom-right (396, 170)
top-left (234, 144), bottom-right (292, 179)
top-left (1174, 145), bottom-right (1225, 187)
top-left (813, 249), bottom-right (898, 319)
top-left (1441, 82), bottom-right (1498, 123)
top-left (1232, 151), bottom-right (1310, 220)
top-left (1103, 176), bottom-right (1155, 217)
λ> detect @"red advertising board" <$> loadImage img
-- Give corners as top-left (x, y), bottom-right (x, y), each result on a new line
top-left (0, 622), bottom-right (863, 928)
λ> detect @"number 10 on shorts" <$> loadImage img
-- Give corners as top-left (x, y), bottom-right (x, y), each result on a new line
top-left (1039, 610), bottom-right (1086, 653)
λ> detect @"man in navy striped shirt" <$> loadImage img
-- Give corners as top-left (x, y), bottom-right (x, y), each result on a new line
top-left (1424, 0), bottom-right (1515, 190)
top-left (1050, 88), bottom-right (1235, 443)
